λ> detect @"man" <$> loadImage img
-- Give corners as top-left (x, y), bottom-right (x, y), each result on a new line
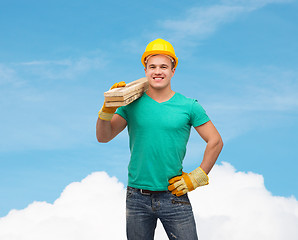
top-left (96, 38), bottom-right (223, 240)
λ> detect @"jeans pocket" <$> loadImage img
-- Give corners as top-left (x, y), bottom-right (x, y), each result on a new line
top-left (171, 199), bottom-right (191, 205)
top-left (171, 194), bottom-right (191, 205)
top-left (126, 187), bottom-right (134, 199)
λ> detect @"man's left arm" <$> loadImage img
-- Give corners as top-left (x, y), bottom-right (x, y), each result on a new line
top-left (194, 120), bottom-right (223, 174)
top-left (168, 121), bottom-right (223, 196)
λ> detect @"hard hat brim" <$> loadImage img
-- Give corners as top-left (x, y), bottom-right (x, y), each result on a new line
top-left (141, 50), bottom-right (178, 68)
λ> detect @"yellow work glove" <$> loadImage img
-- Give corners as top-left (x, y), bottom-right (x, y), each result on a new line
top-left (98, 81), bottom-right (126, 121)
top-left (168, 167), bottom-right (209, 196)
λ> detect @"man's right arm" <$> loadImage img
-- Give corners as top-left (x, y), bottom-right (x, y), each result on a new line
top-left (96, 81), bottom-right (127, 143)
top-left (96, 114), bottom-right (127, 143)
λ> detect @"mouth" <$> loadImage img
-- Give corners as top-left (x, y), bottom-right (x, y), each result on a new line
top-left (153, 77), bottom-right (164, 82)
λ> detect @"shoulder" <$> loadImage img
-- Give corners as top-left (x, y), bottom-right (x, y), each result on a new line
top-left (174, 92), bottom-right (208, 115)
top-left (174, 92), bottom-right (199, 106)
top-left (117, 92), bottom-right (147, 111)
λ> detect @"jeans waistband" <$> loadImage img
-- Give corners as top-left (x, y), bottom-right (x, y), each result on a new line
top-left (127, 186), bottom-right (168, 195)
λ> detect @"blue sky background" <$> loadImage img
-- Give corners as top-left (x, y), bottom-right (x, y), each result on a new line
top-left (0, 0), bottom-right (297, 217)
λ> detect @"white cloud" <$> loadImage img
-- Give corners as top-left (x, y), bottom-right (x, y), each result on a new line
top-left (0, 64), bottom-right (25, 87)
top-left (0, 163), bottom-right (297, 240)
top-left (0, 84), bottom-right (97, 151)
top-left (0, 172), bottom-right (127, 240)
top-left (160, 0), bottom-right (293, 41)
top-left (190, 64), bottom-right (298, 141)
top-left (0, 55), bottom-right (108, 152)
top-left (221, 0), bottom-right (293, 7)
top-left (17, 56), bottom-right (107, 80)
top-left (0, 64), bottom-right (14, 84)
top-left (162, 5), bottom-right (245, 39)
top-left (191, 162), bottom-right (298, 239)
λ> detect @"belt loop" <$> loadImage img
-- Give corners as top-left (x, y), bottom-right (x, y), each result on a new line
top-left (140, 189), bottom-right (151, 196)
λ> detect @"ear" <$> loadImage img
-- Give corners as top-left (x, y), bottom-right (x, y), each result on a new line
top-left (171, 68), bottom-right (176, 75)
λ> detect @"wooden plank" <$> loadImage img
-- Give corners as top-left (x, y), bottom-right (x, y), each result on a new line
top-left (104, 77), bottom-right (149, 107)
top-left (105, 92), bottom-right (143, 107)
top-left (104, 88), bottom-right (142, 102)
top-left (104, 77), bottom-right (148, 97)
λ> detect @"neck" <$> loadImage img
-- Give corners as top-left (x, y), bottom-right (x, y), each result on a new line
top-left (146, 86), bottom-right (175, 103)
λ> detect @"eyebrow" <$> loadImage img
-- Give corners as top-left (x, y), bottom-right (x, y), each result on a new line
top-left (148, 63), bottom-right (169, 67)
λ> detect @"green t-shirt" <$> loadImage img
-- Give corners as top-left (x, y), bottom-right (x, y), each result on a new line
top-left (116, 92), bottom-right (210, 191)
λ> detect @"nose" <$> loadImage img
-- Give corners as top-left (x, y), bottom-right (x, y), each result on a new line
top-left (154, 67), bottom-right (162, 75)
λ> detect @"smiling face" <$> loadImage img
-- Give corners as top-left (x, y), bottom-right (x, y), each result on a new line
top-left (144, 54), bottom-right (176, 91)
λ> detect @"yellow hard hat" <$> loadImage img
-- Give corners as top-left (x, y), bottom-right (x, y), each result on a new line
top-left (141, 38), bottom-right (178, 68)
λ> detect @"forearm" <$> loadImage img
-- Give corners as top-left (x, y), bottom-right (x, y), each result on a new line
top-left (169, 122), bottom-right (223, 196)
top-left (96, 81), bottom-right (127, 143)
top-left (96, 118), bottom-right (113, 143)
top-left (200, 137), bottom-right (223, 174)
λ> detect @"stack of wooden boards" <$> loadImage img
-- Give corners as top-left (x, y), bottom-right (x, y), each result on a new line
top-left (104, 77), bottom-right (149, 107)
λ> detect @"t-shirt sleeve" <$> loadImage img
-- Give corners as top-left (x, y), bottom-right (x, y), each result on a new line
top-left (190, 100), bottom-right (210, 127)
top-left (115, 106), bottom-right (128, 121)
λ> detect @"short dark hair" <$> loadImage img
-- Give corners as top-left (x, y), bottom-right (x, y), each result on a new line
top-left (145, 55), bottom-right (176, 69)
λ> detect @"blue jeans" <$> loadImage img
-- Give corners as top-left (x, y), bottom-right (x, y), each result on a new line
top-left (126, 187), bottom-right (198, 240)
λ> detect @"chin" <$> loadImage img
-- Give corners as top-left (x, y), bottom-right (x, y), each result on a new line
top-left (148, 78), bottom-right (170, 90)
top-left (150, 84), bottom-right (168, 90)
